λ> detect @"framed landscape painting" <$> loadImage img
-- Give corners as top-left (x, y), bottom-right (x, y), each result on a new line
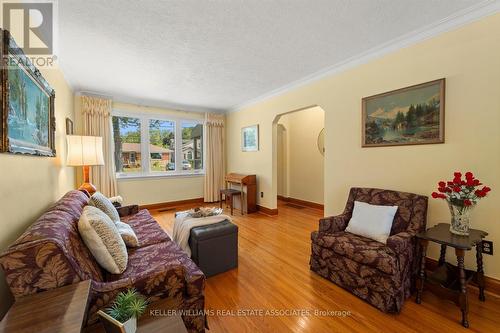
top-left (1, 29), bottom-right (56, 156)
top-left (362, 79), bottom-right (445, 147)
top-left (241, 124), bottom-right (259, 152)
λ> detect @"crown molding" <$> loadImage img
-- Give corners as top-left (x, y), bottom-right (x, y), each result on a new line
top-left (228, 0), bottom-right (500, 113)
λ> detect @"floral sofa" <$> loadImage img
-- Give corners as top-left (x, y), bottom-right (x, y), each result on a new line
top-left (310, 187), bottom-right (428, 313)
top-left (0, 190), bottom-right (206, 332)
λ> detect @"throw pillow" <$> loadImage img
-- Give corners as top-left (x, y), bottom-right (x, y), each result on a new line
top-left (78, 206), bottom-right (128, 274)
top-left (115, 221), bottom-right (139, 247)
top-left (89, 192), bottom-right (120, 222)
top-left (345, 201), bottom-right (398, 243)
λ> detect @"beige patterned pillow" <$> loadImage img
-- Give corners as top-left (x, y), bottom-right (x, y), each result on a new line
top-left (115, 222), bottom-right (139, 247)
top-left (78, 206), bottom-right (128, 274)
top-left (88, 192), bottom-right (120, 223)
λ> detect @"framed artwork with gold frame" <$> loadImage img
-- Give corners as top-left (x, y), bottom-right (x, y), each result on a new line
top-left (362, 78), bottom-right (445, 147)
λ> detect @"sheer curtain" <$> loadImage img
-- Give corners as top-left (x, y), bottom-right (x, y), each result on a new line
top-left (204, 113), bottom-right (225, 202)
top-left (81, 95), bottom-right (118, 197)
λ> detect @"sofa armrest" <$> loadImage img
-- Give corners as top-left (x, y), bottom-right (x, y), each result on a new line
top-left (0, 240), bottom-right (85, 300)
top-left (386, 232), bottom-right (414, 254)
top-left (88, 264), bottom-right (189, 321)
top-left (319, 213), bottom-right (350, 233)
top-left (90, 260), bottom-right (205, 306)
top-left (117, 205), bottom-right (139, 217)
top-left (87, 264), bottom-right (206, 328)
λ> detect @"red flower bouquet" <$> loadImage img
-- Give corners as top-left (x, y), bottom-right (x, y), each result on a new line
top-left (432, 171), bottom-right (491, 235)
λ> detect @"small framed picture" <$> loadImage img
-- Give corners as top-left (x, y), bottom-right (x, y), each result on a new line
top-left (66, 118), bottom-right (74, 135)
top-left (241, 125), bottom-right (259, 152)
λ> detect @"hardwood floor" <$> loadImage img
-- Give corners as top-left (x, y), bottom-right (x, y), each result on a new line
top-left (151, 201), bottom-right (500, 333)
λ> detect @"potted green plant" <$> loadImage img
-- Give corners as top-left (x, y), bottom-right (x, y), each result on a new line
top-left (97, 289), bottom-right (148, 333)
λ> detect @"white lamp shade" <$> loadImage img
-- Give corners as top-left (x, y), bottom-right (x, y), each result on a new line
top-left (67, 135), bottom-right (105, 166)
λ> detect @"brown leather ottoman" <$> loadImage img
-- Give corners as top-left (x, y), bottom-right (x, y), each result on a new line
top-left (189, 220), bottom-right (238, 277)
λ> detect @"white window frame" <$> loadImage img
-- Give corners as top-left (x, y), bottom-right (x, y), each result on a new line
top-left (112, 109), bottom-right (205, 179)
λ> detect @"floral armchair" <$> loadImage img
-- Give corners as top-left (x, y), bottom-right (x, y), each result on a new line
top-left (310, 187), bottom-right (428, 312)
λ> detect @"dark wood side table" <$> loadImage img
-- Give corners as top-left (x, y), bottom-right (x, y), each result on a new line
top-left (0, 280), bottom-right (91, 333)
top-left (416, 223), bottom-right (488, 328)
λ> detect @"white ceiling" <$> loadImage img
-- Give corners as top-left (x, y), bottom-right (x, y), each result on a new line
top-left (58, 0), bottom-right (498, 112)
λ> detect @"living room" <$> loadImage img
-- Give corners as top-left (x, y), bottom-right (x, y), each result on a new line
top-left (0, 1), bottom-right (499, 332)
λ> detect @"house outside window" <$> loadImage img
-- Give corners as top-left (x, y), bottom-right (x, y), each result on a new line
top-left (112, 111), bottom-right (204, 178)
top-left (182, 122), bottom-right (203, 171)
top-left (112, 116), bottom-right (142, 173)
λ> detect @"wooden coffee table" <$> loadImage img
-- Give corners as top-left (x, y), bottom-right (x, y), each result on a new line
top-left (85, 297), bottom-right (188, 333)
top-left (0, 280), bottom-right (91, 333)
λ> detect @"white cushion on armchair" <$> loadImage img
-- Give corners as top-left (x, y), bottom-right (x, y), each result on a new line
top-left (345, 201), bottom-right (398, 243)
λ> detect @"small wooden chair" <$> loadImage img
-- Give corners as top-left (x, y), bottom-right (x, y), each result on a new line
top-left (219, 188), bottom-right (242, 215)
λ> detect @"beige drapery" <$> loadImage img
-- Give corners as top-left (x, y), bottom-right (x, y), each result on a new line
top-left (204, 113), bottom-right (225, 202)
top-left (81, 95), bottom-right (118, 197)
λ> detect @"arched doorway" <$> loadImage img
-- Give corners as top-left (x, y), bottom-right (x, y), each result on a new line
top-left (272, 105), bottom-right (325, 212)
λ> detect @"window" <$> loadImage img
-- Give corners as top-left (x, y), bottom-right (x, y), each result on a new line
top-left (149, 119), bottom-right (175, 172)
top-left (182, 122), bottom-right (203, 171)
top-left (112, 112), bottom-right (204, 178)
top-left (112, 116), bottom-right (142, 173)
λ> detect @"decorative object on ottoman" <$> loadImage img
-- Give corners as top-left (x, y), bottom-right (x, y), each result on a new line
top-left (67, 135), bottom-right (105, 195)
top-left (310, 187), bottom-right (428, 313)
top-left (173, 209), bottom-right (230, 256)
top-left (189, 220), bottom-right (238, 277)
top-left (98, 289), bottom-right (148, 333)
top-left (186, 207), bottom-right (223, 218)
top-left (432, 171), bottom-right (491, 235)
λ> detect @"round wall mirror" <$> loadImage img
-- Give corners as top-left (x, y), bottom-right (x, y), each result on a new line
top-left (317, 128), bottom-right (325, 156)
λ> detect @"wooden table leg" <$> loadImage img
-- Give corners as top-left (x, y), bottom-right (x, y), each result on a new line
top-left (241, 183), bottom-right (244, 215)
top-left (230, 195), bottom-right (234, 215)
top-left (416, 239), bottom-right (428, 304)
top-left (220, 192), bottom-right (223, 209)
top-left (476, 241), bottom-right (486, 302)
top-left (438, 244), bottom-right (447, 266)
top-left (456, 248), bottom-right (469, 328)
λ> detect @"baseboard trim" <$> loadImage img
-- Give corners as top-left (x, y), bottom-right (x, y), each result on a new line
top-left (140, 197), bottom-right (205, 210)
top-left (277, 195), bottom-right (324, 211)
top-left (257, 205), bottom-right (278, 216)
top-left (426, 257), bottom-right (500, 297)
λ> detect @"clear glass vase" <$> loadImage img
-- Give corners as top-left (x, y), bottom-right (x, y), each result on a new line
top-left (448, 202), bottom-right (473, 236)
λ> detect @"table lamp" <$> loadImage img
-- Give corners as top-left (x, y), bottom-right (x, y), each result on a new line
top-left (67, 135), bottom-right (105, 195)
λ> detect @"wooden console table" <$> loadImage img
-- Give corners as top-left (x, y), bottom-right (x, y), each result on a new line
top-left (224, 173), bottom-right (257, 213)
top-left (0, 280), bottom-right (90, 333)
top-left (416, 223), bottom-right (488, 328)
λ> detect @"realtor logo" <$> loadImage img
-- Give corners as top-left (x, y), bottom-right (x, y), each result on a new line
top-left (2, 1), bottom-right (53, 55)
